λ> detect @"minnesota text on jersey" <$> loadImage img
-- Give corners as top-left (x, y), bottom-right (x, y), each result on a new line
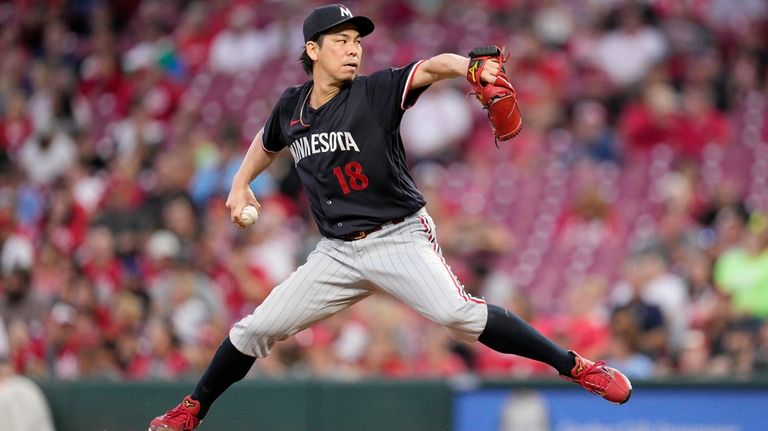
top-left (288, 131), bottom-right (361, 165)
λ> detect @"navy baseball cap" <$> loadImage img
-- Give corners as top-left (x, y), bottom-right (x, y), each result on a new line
top-left (303, 4), bottom-right (374, 42)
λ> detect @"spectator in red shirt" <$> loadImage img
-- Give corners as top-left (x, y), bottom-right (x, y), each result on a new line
top-left (361, 328), bottom-right (409, 377)
top-left (0, 91), bottom-right (33, 157)
top-left (78, 225), bottom-right (124, 299)
top-left (558, 276), bottom-right (611, 360)
top-left (5, 319), bottom-right (47, 377)
top-left (673, 84), bottom-right (731, 158)
top-left (619, 81), bottom-right (680, 152)
top-left (174, 2), bottom-right (216, 74)
top-left (39, 183), bottom-right (89, 256)
top-left (475, 292), bottom-right (554, 377)
top-left (412, 326), bottom-right (468, 377)
top-left (128, 319), bottom-right (189, 380)
top-left (556, 187), bottom-right (623, 248)
top-left (78, 32), bottom-right (134, 120)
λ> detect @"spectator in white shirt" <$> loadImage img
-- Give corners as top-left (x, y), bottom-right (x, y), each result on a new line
top-left (593, 4), bottom-right (667, 88)
top-left (18, 125), bottom-right (77, 186)
top-left (208, 5), bottom-right (280, 74)
top-left (0, 319), bottom-right (55, 431)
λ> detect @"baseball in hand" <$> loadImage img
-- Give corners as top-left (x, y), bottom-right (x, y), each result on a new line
top-left (240, 205), bottom-right (259, 226)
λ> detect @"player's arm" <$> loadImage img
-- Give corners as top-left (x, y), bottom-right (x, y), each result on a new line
top-left (410, 53), bottom-right (500, 89)
top-left (226, 128), bottom-right (280, 227)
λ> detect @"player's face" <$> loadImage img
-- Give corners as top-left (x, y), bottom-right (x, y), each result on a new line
top-left (314, 25), bottom-right (362, 83)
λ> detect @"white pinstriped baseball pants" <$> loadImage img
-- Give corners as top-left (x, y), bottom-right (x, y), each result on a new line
top-left (229, 208), bottom-right (488, 358)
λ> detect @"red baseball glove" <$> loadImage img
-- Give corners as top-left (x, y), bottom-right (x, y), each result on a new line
top-left (466, 46), bottom-right (522, 143)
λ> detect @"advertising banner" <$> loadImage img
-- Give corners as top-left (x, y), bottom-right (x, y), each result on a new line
top-left (454, 387), bottom-right (768, 431)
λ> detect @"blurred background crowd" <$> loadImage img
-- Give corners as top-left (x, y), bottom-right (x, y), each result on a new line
top-left (1, 0), bottom-right (767, 383)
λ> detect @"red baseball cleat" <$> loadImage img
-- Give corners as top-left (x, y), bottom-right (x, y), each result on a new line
top-left (562, 351), bottom-right (632, 404)
top-left (148, 395), bottom-right (202, 431)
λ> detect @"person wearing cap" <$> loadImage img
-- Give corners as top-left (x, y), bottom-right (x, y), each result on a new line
top-left (149, 4), bottom-right (631, 430)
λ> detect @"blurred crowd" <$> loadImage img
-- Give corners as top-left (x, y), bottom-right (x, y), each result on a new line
top-left (1, 0), bottom-right (768, 382)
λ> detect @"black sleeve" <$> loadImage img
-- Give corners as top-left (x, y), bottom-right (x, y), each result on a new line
top-left (261, 102), bottom-right (285, 153)
top-left (364, 60), bottom-right (430, 131)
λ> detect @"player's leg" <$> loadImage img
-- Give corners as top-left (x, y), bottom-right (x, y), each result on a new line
top-left (478, 304), bottom-right (574, 374)
top-left (362, 210), bottom-right (631, 404)
top-left (149, 239), bottom-right (372, 430)
top-left (476, 296), bottom-right (632, 403)
top-left (358, 213), bottom-right (488, 343)
top-left (361, 211), bottom-right (569, 363)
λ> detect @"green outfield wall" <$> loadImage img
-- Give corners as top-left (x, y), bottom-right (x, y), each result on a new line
top-left (39, 378), bottom-right (452, 431)
top-left (38, 378), bottom-right (768, 431)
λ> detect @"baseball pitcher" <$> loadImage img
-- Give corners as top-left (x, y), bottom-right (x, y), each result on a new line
top-left (150, 5), bottom-right (630, 430)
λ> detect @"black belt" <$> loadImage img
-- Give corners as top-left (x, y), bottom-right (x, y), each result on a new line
top-left (340, 217), bottom-right (405, 241)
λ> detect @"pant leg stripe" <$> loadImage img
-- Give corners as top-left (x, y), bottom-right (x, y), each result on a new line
top-left (418, 215), bottom-right (434, 243)
top-left (419, 216), bottom-right (470, 302)
top-left (422, 215), bottom-right (486, 304)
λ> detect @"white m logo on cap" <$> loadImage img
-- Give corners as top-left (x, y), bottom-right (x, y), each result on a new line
top-left (339, 6), bottom-right (352, 17)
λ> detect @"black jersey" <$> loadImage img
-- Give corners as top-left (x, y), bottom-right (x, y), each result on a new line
top-left (262, 61), bottom-right (429, 238)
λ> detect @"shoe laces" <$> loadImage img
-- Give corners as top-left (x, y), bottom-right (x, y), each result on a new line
top-left (574, 360), bottom-right (612, 395)
top-left (163, 405), bottom-right (200, 429)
